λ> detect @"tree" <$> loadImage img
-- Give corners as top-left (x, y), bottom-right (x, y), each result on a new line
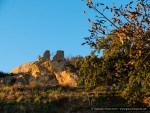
top-left (82, 0), bottom-right (150, 104)
top-left (78, 54), bottom-right (106, 90)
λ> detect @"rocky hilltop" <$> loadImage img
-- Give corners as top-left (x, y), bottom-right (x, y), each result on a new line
top-left (9, 50), bottom-right (78, 87)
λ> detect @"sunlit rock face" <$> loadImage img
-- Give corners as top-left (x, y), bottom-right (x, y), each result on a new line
top-left (10, 62), bottom-right (34, 75)
top-left (10, 50), bottom-right (78, 87)
top-left (10, 62), bottom-right (51, 77)
top-left (55, 71), bottom-right (78, 87)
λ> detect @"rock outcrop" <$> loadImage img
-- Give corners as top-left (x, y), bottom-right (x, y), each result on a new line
top-left (55, 71), bottom-right (78, 87)
top-left (10, 62), bottom-right (51, 77)
top-left (10, 50), bottom-right (78, 87)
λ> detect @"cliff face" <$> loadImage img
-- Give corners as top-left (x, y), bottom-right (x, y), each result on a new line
top-left (10, 50), bottom-right (78, 87)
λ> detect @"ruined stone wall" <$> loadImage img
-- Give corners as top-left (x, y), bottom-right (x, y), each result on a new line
top-left (51, 50), bottom-right (66, 73)
top-left (38, 50), bottom-right (50, 63)
top-left (53, 50), bottom-right (64, 61)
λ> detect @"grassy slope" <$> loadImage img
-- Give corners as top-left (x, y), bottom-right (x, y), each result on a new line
top-left (0, 85), bottom-right (149, 113)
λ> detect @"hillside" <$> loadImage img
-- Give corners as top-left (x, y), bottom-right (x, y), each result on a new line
top-left (0, 85), bottom-right (149, 113)
top-left (1, 50), bottom-right (78, 87)
top-left (0, 50), bottom-right (149, 113)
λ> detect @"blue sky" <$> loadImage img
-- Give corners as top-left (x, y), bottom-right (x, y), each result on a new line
top-left (0, 0), bottom-right (132, 72)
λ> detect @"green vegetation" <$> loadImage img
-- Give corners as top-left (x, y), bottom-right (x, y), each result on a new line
top-left (0, 70), bottom-right (149, 113)
top-left (80, 0), bottom-right (150, 105)
top-left (0, 71), bottom-right (16, 78)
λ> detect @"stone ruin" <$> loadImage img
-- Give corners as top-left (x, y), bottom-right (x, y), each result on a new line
top-left (10, 50), bottom-right (78, 87)
top-left (38, 50), bottom-right (65, 63)
top-left (38, 50), bottom-right (50, 63)
top-left (53, 50), bottom-right (65, 61)
top-left (51, 50), bottom-right (66, 73)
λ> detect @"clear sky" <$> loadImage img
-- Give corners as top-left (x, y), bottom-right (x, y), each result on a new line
top-left (0, 0), bottom-right (132, 72)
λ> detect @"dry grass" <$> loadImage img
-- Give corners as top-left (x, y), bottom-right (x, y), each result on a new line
top-left (0, 85), bottom-right (148, 113)
top-left (0, 92), bottom-right (5, 101)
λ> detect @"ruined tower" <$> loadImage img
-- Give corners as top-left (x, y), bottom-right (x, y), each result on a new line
top-left (53, 50), bottom-right (64, 61)
top-left (38, 50), bottom-right (50, 63)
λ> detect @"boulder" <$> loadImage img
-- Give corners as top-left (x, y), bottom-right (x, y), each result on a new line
top-left (55, 71), bottom-right (78, 87)
top-left (31, 62), bottom-right (51, 76)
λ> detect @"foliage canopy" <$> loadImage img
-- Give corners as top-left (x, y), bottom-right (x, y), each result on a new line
top-left (80, 0), bottom-right (150, 104)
